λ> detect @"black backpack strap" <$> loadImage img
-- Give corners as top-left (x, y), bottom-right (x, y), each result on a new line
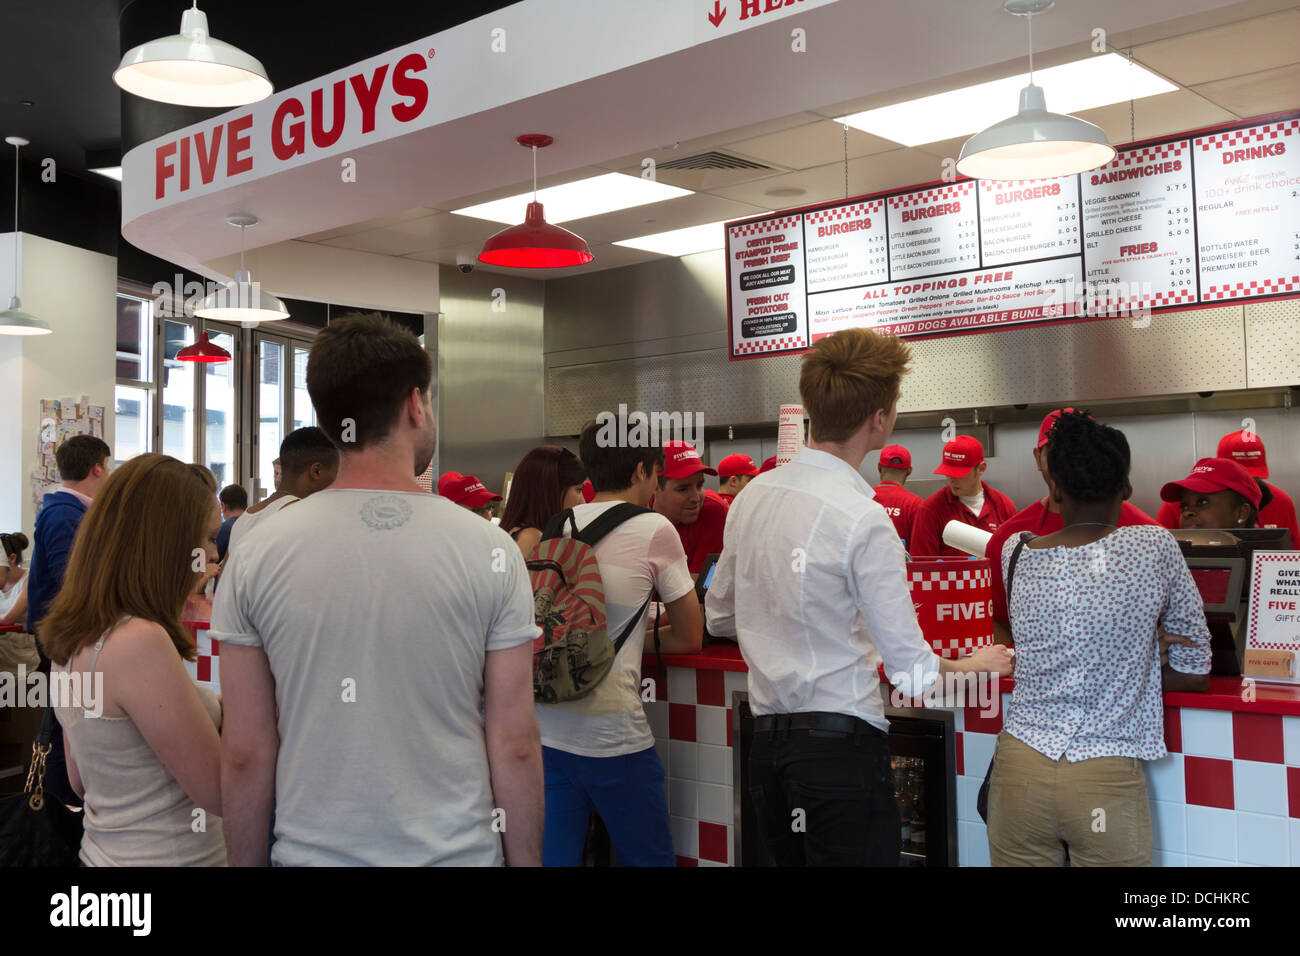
top-left (1005, 531), bottom-right (1036, 623)
top-left (540, 508), bottom-right (578, 542)
top-left (574, 502), bottom-right (652, 548)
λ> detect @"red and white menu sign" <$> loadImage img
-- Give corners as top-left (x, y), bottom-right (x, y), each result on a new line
top-left (979, 176), bottom-right (1080, 266)
top-left (1194, 118), bottom-right (1300, 302)
top-left (727, 215), bottom-right (808, 356)
top-left (1081, 141), bottom-right (1198, 312)
top-left (1244, 550), bottom-right (1300, 685)
top-left (808, 258), bottom-right (1082, 339)
top-left (725, 113), bottom-right (1300, 360)
top-left (886, 182), bottom-right (980, 280)
top-left (803, 200), bottom-right (888, 293)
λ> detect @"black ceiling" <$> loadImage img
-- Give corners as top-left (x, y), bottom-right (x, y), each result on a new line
top-left (0, 0), bottom-right (518, 179)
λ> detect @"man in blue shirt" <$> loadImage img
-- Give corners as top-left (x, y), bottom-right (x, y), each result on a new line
top-left (28, 434), bottom-right (112, 807)
top-left (216, 484), bottom-right (248, 563)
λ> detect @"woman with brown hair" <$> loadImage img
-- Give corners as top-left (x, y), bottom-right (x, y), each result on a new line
top-left (500, 445), bottom-right (587, 555)
top-left (0, 531), bottom-right (30, 625)
top-left (42, 453), bottom-right (226, 866)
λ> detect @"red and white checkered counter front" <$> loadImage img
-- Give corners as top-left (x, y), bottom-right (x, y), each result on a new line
top-left (645, 646), bottom-right (1300, 867)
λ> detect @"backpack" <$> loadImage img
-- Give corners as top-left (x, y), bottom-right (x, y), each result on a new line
top-left (527, 503), bottom-right (658, 704)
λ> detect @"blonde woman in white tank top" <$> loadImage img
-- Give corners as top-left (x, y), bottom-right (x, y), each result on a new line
top-left (40, 454), bottom-right (228, 866)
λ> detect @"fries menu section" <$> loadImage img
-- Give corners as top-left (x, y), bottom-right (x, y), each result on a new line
top-left (725, 113), bottom-right (1300, 360)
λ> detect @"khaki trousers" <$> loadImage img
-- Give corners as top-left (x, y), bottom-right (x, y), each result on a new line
top-left (987, 731), bottom-right (1152, 867)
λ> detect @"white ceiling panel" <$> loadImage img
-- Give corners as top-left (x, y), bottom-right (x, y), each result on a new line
top-left (709, 148), bottom-right (945, 208)
top-left (1133, 10), bottom-right (1300, 87)
top-left (1193, 62), bottom-right (1300, 117)
top-left (723, 120), bottom-right (900, 171)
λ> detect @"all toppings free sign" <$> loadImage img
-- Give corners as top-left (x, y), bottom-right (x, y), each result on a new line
top-left (724, 111), bottom-right (1300, 360)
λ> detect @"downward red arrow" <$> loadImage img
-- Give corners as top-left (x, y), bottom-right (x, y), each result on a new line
top-left (708, 1), bottom-right (726, 27)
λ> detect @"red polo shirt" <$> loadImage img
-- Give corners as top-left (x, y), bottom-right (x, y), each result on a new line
top-left (985, 498), bottom-right (1159, 626)
top-left (872, 480), bottom-right (923, 548)
top-left (1156, 482), bottom-right (1299, 546)
top-left (909, 482), bottom-right (1018, 558)
top-left (706, 489), bottom-right (732, 511)
top-left (674, 492), bottom-right (728, 575)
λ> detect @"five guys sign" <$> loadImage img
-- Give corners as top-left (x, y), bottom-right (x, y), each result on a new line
top-left (153, 49), bottom-right (433, 200)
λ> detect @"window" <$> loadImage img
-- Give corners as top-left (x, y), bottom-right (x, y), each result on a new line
top-left (204, 328), bottom-right (237, 489)
top-left (293, 346), bottom-right (315, 429)
top-left (161, 320), bottom-right (196, 462)
top-left (114, 292), bottom-right (154, 467)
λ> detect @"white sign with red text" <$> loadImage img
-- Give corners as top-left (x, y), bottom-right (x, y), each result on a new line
top-left (1081, 141), bottom-right (1198, 312)
top-left (1244, 550), bottom-right (1300, 684)
top-left (807, 257), bottom-right (1083, 339)
top-left (1194, 119), bottom-right (1300, 302)
top-left (978, 176), bottom-right (1080, 267)
top-left (887, 182), bottom-right (980, 281)
top-left (728, 215), bottom-right (808, 356)
top-left (803, 200), bottom-right (888, 292)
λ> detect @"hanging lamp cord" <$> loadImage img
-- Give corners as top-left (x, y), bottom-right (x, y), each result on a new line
top-left (11, 142), bottom-right (19, 297)
top-left (532, 145), bottom-right (538, 201)
top-left (1027, 12), bottom-right (1034, 83)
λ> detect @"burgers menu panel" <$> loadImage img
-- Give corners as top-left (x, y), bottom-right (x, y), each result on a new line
top-left (1081, 140), bottom-right (1198, 312)
top-left (886, 182), bottom-right (980, 280)
top-left (725, 113), bottom-right (1300, 360)
top-left (1193, 118), bottom-right (1300, 302)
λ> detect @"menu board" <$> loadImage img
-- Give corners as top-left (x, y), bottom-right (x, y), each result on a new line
top-left (725, 112), bottom-right (1300, 360)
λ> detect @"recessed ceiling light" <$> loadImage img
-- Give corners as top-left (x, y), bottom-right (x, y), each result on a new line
top-left (453, 172), bottom-right (691, 225)
top-left (90, 166), bottom-right (123, 182)
top-left (838, 53), bottom-right (1175, 147)
top-left (614, 217), bottom-right (770, 257)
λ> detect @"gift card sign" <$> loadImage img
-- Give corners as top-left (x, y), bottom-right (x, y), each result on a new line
top-left (1244, 551), bottom-right (1300, 684)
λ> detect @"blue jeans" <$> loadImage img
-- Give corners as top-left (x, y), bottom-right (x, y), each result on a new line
top-left (542, 745), bottom-right (675, 867)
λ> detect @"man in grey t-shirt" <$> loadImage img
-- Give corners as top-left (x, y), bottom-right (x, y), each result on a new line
top-left (214, 313), bottom-right (544, 866)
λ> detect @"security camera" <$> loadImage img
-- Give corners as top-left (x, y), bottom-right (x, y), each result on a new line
top-left (456, 254), bottom-right (475, 274)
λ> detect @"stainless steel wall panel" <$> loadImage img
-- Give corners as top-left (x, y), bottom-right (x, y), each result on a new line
top-left (437, 266), bottom-right (547, 496)
top-left (1244, 298), bottom-right (1300, 389)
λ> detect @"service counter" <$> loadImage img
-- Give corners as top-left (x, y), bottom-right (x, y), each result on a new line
top-left (643, 645), bottom-right (1300, 867)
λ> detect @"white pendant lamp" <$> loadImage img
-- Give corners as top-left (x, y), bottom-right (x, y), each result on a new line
top-left (114, 2), bottom-right (273, 107)
top-left (194, 215), bottom-right (290, 323)
top-left (957, 0), bottom-right (1116, 181)
top-left (0, 137), bottom-right (51, 336)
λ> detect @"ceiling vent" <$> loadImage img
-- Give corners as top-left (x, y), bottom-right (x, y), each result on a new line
top-left (641, 150), bottom-right (779, 191)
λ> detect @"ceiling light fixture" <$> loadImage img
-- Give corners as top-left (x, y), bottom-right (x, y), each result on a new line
top-left (114, 2), bottom-right (273, 107)
top-left (194, 214), bottom-right (290, 323)
top-left (176, 331), bottom-right (231, 363)
top-left (90, 167), bottom-right (123, 182)
top-left (956, 0), bottom-right (1116, 180)
top-left (0, 136), bottom-right (52, 336)
top-left (477, 135), bottom-right (595, 269)
top-left (614, 217), bottom-right (771, 258)
top-left (456, 170), bottom-right (690, 225)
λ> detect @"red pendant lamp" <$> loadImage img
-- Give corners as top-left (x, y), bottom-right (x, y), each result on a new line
top-left (177, 331), bottom-right (231, 363)
top-left (478, 134), bottom-right (594, 269)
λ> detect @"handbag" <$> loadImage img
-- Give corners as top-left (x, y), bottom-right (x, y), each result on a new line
top-left (0, 708), bottom-right (84, 866)
top-left (976, 532), bottom-right (1035, 824)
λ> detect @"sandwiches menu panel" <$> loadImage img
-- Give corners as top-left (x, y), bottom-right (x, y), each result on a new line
top-left (726, 113), bottom-right (1300, 360)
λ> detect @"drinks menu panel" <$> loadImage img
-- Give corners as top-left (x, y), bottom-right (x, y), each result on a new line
top-left (726, 113), bottom-right (1300, 360)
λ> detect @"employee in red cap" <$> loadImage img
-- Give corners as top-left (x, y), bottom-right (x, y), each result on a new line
top-left (712, 453), bottom-right (760, 509)
top-left (437, 471), bottom-right (502, 520)
top-left (872, 445), bottom-right (922, 547)
top-left (1160, 458), bottom-right (1269, 531)
top-left (985, 408), bottom-right (1158, 643)
top-left (758, 456), bottom-right (778, 474)
top-left (909, 435), bottom-right (1016, 558)
top-left (653, 440), bottom-right (726, 575)
top-left (1156, 431), bottom-right (1298, 544)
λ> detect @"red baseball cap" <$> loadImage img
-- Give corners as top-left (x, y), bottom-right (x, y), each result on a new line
top-left (717, 453), bottom-right (759, 478)
top-left (1036, 408), bottom-right (1081, 449)
top-left (934, 436), bottom-right (985, 478)
top-left (758, 456), bottom-right (778, 474)
top-left (438, 472), bottom-right (502, 508)
top-left (581, 479), bottom-right (595, 503)
top-left (661, 441), bottom-right (717, 480)
top-left (1217, 431), bottom-right (1268, 479)
top-left (879, 445), bottom-right (912, 469)
top-left (1160, 457), bottom-right (1262, 508)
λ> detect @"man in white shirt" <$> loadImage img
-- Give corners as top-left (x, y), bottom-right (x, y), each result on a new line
top-left (535, 420), bottom-right (702, 866)
top-left (706, 328), bottom-right (1013, 866)
top-left (215, 313), bottom-right (544, 866)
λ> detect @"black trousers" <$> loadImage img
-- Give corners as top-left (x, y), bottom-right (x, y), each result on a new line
top-left (748, 718), bottom-right (899, 866)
